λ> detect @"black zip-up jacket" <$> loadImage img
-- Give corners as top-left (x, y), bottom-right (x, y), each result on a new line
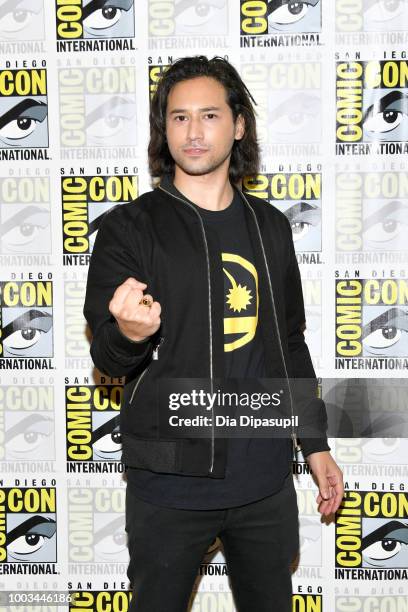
top-left (83, 176), bottom-right (330, 477)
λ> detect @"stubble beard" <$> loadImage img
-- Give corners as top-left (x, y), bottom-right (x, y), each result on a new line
top-left (172, 145), bottom-right (233, 177)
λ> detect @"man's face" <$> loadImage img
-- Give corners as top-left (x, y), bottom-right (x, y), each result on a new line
top-left (165, 76), bottom-right (244, 178)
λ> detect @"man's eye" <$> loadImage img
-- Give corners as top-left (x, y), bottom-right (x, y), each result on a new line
top-left (269, 1), bottom-right (312, 25)
top-left (363, 326), bottom-right (402, 349)
top-left (363, 539), bottom-right (402, 561)
top-left (83, 7), bottom-right (124, 31)
top-left (364, 108), bottom-right (404, 134)
top-left (0, 117), bottom-right (40, 141)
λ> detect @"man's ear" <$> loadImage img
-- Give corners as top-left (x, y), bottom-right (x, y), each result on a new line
top-left (234, 114), bottom-right (245, 140)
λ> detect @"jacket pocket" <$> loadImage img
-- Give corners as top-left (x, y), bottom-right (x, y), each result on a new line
top-left (129, 336), bottom-right (165, 405)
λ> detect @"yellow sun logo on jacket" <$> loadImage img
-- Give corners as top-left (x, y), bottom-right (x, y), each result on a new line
top-left (222, 253), bottom-right (259, 352)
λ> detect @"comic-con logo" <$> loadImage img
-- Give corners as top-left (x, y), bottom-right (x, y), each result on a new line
top-left (58, 66), bottom-right (136, 150)
top-left (336, 0), bottom-right (408, 33)
top-left (336, 170), bottom-right (408, 256)
top-left (295, 488), bottom-right (323, 568)
top-left (149, 0), bottom-right (228, 37)
top-left (0, 280), bottom-right (53, 359)
top-left (240, 0), bottom-right (321, 36)
top-left (0, 487), bottom-right (57, 565)
top-left (0, 0), bottom-right (45, 41)
top-left (56, 0), bottom-right (134, 39)
top-left (0, 68), bottom-right (48, 149)
top-left (244, 173), bottom-right (322, 253)
top-left (241, 61), bottom-right (321, 149)
top-left (336, 490), bottom-right (408, 578)
top-left (0, 176), bottom-right (51, 257)
top-left (336, 594), bottom-right (408, 611)
top-left (148, 63), bottom-right (168, 102)
top-left (66, 384), bottom-right (122, 463)
top-left (302, 278), bottom-right (322, 363)
top-left (62, 174), bottom-right (138, 265)
top-left (69, 591), bottom-right (131, 611)
top-left (68, 486), bottom-right (127, 563)
top-left (336, 60), bottom-right (408, 155)
top-left (0, 384), bottom-right (54, 463)
top-left (335, 278), bottom-right (408, 366)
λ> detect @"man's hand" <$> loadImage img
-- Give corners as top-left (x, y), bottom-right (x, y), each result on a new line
top-left (109, 277), bottom-right (161, 342)
top-left (305, 451), bottom-right (344, 517)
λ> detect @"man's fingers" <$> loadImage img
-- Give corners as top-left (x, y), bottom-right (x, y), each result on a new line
top-left (110, 284), bottom-right (143, 312)
top-left (150, 301), bottom-right (161, 318)
top-left (123, 277), bottom-right (147, 289)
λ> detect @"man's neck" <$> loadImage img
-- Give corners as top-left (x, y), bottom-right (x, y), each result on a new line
top-left (173, 168), bottom-right (235, 212)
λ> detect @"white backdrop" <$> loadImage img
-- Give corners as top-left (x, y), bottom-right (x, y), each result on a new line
top-left (0, 1), bottom-right (407, 610)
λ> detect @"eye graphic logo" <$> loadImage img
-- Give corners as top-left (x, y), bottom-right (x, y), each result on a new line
top-left (0, 0), bottom-right (44, 41)
top-left (0, 281), bottom-right (53, 359)
top-left (149, 0), bottom-right (228, 37)
top-left (68, 487), bottom-right (127, 564)
top-left (295, 488), bottom-right (323, 567)
top-left (0, 69), bottom-right (48, 149)
top-left (56, 0), bottom-right (135, 39)
top-left (58, 67), bottom-right (136, 149)
top-left (0, 487), bottom-right (57, 565)
top-left (336, 0), bottom-right (408, 33)
top-left (335, 279), bottom-right (408, 361)
top-left (336, 171), bottom-right (408, 254)
top-left (244, 172), bottom-right (322, 251)
top-left (336, 490), bottom-right (408, 576)
top-left (336, 60), bottom-right (408, 153)
top-left (0, 176), bottom-right (51, 255)
top-left (240, 0), bottom-right (321, 36)
top-left (6, 411), bottom-right (55, 461)
top-left (363, 89), bottom-right (408, 143)
top-left (66, 385), bottom-right (123, 462)
top-left (62, 175), bottom-right (138, 263)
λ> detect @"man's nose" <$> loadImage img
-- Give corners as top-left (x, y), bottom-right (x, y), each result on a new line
top-left (187, 115), bottom-right (204, 140)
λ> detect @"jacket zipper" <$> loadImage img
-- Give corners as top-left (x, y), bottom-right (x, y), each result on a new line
top-left (239, 191), bottom-right (300, 460)
top-left (130, 336), bottom-right (164, 405)
top-left (158, 185), bottom-right (215, 473)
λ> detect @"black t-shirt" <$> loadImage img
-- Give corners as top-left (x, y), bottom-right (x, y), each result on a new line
top-left (126, 187), bottom-right (290, 509)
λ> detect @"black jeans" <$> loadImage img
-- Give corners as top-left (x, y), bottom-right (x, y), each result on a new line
top-left (125, 472), bottom-right (299, 612)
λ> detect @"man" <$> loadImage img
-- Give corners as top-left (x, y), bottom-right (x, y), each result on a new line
top-left (84, 56), bottom-right (343, 612)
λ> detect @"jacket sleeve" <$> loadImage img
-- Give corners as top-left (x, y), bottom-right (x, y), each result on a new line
top-left (283, 217), bottom-right (330, 458)
top-left (83, 205), bottom-right (154, 378)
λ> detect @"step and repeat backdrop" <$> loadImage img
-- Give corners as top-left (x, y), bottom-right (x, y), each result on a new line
top-left (0, 1), bottom-right (408, 610)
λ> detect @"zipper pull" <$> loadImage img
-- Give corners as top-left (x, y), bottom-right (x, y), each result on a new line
top-left (152, 336), bottom-right (164, 360)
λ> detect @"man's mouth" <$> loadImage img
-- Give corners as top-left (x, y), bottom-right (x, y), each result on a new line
top-left (183, 147), bottom-right (208, 155)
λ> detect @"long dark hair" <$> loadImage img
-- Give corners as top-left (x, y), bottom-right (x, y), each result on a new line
top-left (148, 55), bottom-right (260, 184)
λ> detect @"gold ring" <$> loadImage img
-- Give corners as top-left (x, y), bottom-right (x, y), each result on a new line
top-left (139, 296), bottom-right (152, 308)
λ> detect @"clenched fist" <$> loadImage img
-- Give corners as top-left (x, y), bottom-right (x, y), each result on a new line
top-left (109, 277), bottom-right (161, 342)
